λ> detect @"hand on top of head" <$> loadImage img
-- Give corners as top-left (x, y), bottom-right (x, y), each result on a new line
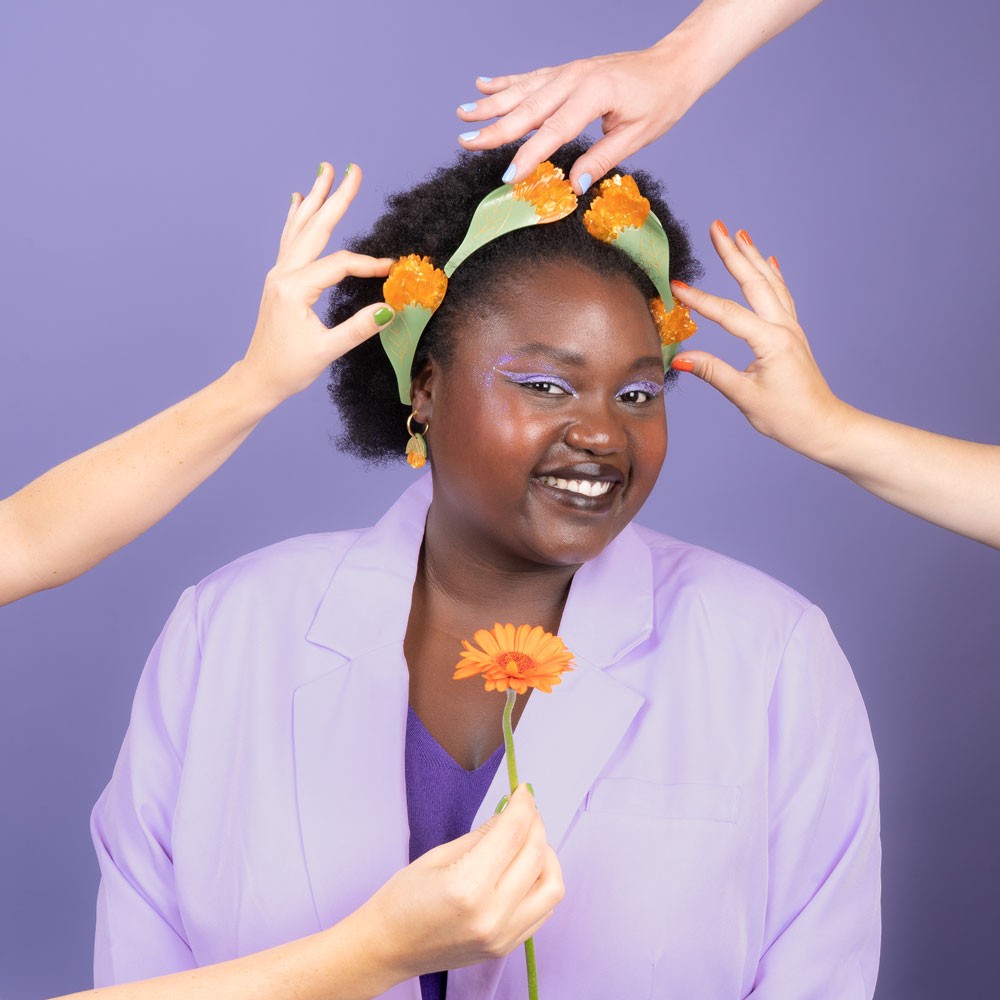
top-left (455, 39), bottom-right (702, 196)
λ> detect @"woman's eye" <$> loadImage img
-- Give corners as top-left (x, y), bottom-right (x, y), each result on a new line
top-left (618, 384), bottom-right (661, 404)
top-left (526, 380), bottom-right (569, 395)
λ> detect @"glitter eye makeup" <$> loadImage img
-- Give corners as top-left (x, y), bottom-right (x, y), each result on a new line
top-left (497, 370), bottom-right (578, 396)
top-left (617, 380), bottom-right (664, 402)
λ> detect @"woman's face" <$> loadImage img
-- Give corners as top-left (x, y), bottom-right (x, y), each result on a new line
top-left (418, 260), bottom-right (668, 569)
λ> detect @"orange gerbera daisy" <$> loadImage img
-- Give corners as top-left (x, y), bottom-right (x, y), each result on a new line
top-left (650, 296), bottom-right (698, 347)
top-left (511, 161), bottom-right (578, 223)
top-left (454, 623), bottom-right (574, 695)
top-left (382, 254), bottom-right (448, 312)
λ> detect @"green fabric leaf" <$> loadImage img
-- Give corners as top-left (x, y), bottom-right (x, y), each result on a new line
top-left (444, 190), bottom-right (541, 276)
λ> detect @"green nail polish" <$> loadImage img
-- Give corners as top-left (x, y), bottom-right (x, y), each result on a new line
top-left (290, 194), bottom-right (296, 206)
top-left (494, 795), bottom-right (509, 815)
top-left (344, 163), bottom-right (353, 176)
top-left (373, 306), bottom-right (394, 325)
top-left (525, 783), bottom-right (535, 798)
top-left (317, 164), bottom-right (324, 177)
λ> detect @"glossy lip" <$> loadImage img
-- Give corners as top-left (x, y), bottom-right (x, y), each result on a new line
top-left (530, 462), bottom-right (626, 512)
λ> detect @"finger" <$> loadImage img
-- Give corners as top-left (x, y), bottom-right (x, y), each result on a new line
top-left (460, 784), bottom-right (538, 885)
top-left (458, 71), bottom-right (557, 124)
top-left (566, 120), bottom-right (650, 192)
top-left (670, 279), bottom-right (766, 349)
top-left (278, 192), bottom-right (304, 251)
top-left (496, 98), bottom-right (609, 188)
top-left (670, 350), bottom-right (753, 410)
top-left (288, 162), bottom-right (336, 240)
top-left (473, 67), bottom-right (558, 96)
top-left (710, 222), bottom-right (789, 324)
top-left (492, 802), bottom-right (549, 903)
top-left (319, 301), bottom-right (396, 360)
top-left (766, 254), bottom-right (798, 322)
top-left (283, 164), bottom-right (364, 270)
top-left (460, 79), bottom-right (580, 162)
top-left (293, 250), bottom-right (393, 306)
top-left (732, 229), bottom-right (797, 321)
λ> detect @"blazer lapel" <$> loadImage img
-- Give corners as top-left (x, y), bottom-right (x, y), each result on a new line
top-left (449, 525), bottom-right (654, 1000)
top-left (293, 479), bottom-right (430, 945)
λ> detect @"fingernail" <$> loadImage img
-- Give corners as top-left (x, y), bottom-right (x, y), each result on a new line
top-left (769, 255), bottom-right (781, 271)
top-left (737, 229), bottom-right (753, 248)
top-left (344, 163), bottom-right (353, 176)
top-left (670, 280), bottom-right (690, 291)
top-left (317, 164), bottom-right (325, 177)
top-left (713, 219), bottom-right (729, 237)
top-left (671, 358), bottom-right (695, 373)
top-left (459, 130), bottom-right (480, 142)
top-left (578, 172), bottom-right (592, 195)
top-left (459, 102), bottom-right (478, 113)
top-left (494, 795), bottom-right (510, 815)
top-left (290, 193), bottom-right (296, 206)
top-left (501, 163), bottom-right (517, 184)
top-left (477, 76), bottom-right (493, 83)
top-left (525, 782), bottom-right (535, 798)
top-left (373, 306), bottom-right (394, 325)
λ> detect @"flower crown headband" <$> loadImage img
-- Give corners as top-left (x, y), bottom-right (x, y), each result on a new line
top-left (379, 162), bottom-right (697, 404)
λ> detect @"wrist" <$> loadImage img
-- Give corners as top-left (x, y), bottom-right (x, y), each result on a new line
top-left (798, 397), bottom-right (865, 470)
top-left (222, 359), bottom-right (287, 422)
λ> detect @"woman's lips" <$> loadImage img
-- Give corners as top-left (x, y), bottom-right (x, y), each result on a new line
top-left (538, 475), bottom-right (614, 498)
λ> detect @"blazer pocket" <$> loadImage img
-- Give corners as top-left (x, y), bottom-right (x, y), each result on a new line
top-left (584, 777), bottom-right (741, 824)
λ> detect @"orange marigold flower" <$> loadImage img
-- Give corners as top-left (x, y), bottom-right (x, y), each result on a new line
top-left (582, 173), bottom-right (651, 242)
top-left (453, 623), bottom-right (575, 695)
top-left (383, 254), bottom-right (448, 312)
top-left (651, 297), bottom-right (697, 346)
top-left (511, 162), bottom-right (578, 223)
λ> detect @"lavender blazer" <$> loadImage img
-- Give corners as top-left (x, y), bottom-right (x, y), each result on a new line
top-left (92, 476), bottom-right (880, 998)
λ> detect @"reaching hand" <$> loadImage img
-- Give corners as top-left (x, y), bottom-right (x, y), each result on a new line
top-left (669, 222), bottom-right (852, 462)
top-left (456, 40), bottom-right (700, 194)
top-left (240, 163), bottom-right (394, 407)
top-left (362, 785), bottom-right (564, 980)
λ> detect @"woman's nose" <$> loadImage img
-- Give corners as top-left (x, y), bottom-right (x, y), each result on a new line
top-left (564, 404), bottom-right (627, 455)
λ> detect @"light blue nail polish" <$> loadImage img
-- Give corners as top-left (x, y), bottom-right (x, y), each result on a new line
top-left (578, 172), bottom-right (592, 195)
top-left (501, 163), bottom-right (517, 184)
top-left (477, 76), bottom-right (493, 83)
top-left (459, 130), bottom-right (480, 141)
top-left (459, 102), bottom-right (478, 113)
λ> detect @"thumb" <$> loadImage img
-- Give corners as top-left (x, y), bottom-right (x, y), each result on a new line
top-left (671, 351), bottom-right (750, 409)
top-left (321, 302), bottom-right (395, 362)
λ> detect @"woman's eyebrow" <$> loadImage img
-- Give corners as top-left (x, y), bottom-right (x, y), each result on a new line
top-left (498, 347), bottom-right (664, 372)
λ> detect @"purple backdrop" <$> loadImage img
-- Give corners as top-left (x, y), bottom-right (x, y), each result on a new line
top-left (2, 1), bottom-right (998, 997)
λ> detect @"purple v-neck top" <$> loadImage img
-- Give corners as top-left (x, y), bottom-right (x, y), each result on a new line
top-left (405, 706), bottom-right (505, 1000)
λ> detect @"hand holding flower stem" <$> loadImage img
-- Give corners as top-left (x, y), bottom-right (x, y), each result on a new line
top-left (455, 624), bottom-right (575, 1000)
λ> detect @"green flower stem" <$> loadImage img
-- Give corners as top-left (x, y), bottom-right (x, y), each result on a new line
top-left (501, 688), bottom-right (539, 1000)
top-left (502, 688), bottom-right (519, 793)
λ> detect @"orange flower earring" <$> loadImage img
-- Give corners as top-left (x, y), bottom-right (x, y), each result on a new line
top-left (405, 413), bottom-right (428, 469)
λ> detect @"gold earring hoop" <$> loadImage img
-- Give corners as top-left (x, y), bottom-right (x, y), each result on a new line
top-left (405, 413), bottom-right (429, 469)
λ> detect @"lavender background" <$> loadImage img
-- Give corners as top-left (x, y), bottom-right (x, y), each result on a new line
top-left (1, 1), bottom-right (998, 997)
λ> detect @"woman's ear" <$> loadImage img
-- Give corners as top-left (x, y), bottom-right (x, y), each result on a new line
top-left (409, 360), bottom-right (435, 423)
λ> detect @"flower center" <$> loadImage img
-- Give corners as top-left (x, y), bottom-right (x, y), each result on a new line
top-left (493, 652), bottom-right (535, 677)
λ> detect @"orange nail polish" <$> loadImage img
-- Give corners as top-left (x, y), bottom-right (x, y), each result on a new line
top-left (671, 357), bottom-right (695, 373)
top-left (737, 229), bottom-right (754, 248)
top-left (670, 279), bottom-right (690, 291)
top-left (769, 255), bottom-right (781, 271)
top-left (713, 219), bottom-right (729, 238)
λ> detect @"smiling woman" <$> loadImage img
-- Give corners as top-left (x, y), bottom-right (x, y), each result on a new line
top-left (91, 141), bottom-right (881, 999)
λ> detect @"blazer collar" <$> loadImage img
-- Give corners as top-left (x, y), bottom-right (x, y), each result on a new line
top-left (306, 474), bottom-right (655, 668)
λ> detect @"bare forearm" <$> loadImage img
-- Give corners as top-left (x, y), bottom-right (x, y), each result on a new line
top-left (0, 361), bottom-right (270, 605)
top-left (662, 0), bottom-right (824, 95)
top-left (51, 908), bottom-right (405, 1000)
top-left (813, 405), bottom-right (1000, 548)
